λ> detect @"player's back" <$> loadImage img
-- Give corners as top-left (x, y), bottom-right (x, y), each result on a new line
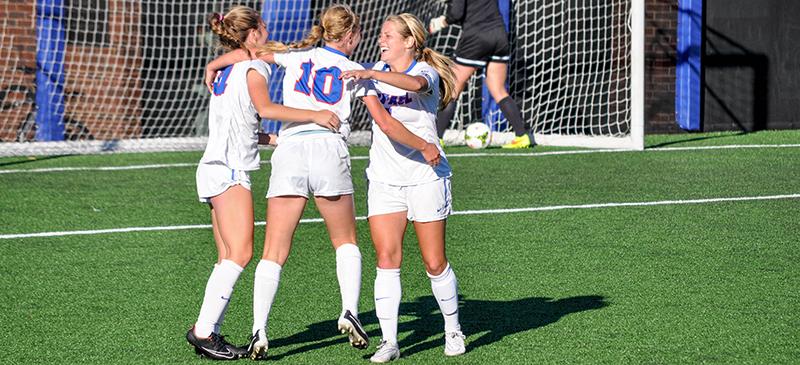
top-left (274, 47), bottom-right (368, 139)
top-left (202, 60), bottom-right (271, 171)
top-left (447, 0), bottom-right (506, 33)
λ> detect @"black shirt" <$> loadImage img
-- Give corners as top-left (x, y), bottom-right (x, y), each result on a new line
top-left (445, 0), bottom-right (506, 33)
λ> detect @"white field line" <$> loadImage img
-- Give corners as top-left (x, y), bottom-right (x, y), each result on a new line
top-left (1, 144), bottom-right (798, 175)
top-left (2, 193), bottom-right (798, 240)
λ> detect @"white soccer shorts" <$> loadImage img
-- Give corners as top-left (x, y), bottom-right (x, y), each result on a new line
top-left (196, 162), bottom-right (252, 203)
top-left (267, 134), bottom-right (353, 198)
top-left (367, 177), bottom-right (452, 222)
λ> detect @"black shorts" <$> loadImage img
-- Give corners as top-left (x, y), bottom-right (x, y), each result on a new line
top-left (453, 26), bottom-right (510, 67)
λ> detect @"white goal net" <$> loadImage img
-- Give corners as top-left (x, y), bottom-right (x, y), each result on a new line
top-left (0, 0), bottom-right (642, 156)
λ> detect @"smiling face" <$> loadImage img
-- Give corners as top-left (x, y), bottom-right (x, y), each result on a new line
top-left (378, 20), bottom-right (413, 64)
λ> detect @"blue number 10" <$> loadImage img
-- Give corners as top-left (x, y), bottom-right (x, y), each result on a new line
top-left (293, 60), bottom-right (344, 105)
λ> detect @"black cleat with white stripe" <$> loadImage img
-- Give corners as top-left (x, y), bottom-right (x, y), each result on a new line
top-left (186, 327), bottom-right (248, 360)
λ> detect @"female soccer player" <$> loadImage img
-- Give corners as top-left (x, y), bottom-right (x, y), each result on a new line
top-left (429, 0), bottom-right (535, 148)
top-left (188, 6), bottom-right (340, 360)
top-left (340, 13), bottom-right (466, 363)
top-left (205, 4), bottom-right (441, 360)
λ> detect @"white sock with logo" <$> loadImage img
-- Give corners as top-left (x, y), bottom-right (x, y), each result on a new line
top-left (253, 259), bottom-right (282, 338)
top-left (212, 263), bottom-right (228, 334)
top-left (428, 263), bottom-right (461, 333)
top-left (336, 243), bottom-right (362, 317)
top-left (195, 259), bottom-right (243, 338)
top-left (374, 267), bottom-right (401, 344)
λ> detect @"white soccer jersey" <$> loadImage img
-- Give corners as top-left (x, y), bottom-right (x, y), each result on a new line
top-left (200, 60), bottom-right (271, 171)
top-left (273, 47), bottom-right (372, 140)
top-left (363, 60), bottom-right (452, 186)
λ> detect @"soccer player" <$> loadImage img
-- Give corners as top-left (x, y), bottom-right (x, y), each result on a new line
top-left (188, 6), bottom-right (340, 360)
top-left (340, 13), bottom-right (466, 363)
top-left (204, 4), bottom-right (441, 360)
top-left (429, 0), bottom-right (535, 148)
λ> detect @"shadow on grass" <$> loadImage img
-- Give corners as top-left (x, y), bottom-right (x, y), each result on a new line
top-left (0, 154), bottom-right (68, 167)
top-left (646, 131), bottom-right (748, 148)
top-left (266, 294), bottom-right (607, 360)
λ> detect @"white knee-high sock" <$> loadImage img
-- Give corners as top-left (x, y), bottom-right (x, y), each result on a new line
top-left (253, 259), bottom-right (282, 337)
top-left (336, 243), bottom-right (362, 317)
top-left (195, 259), bottom-right (244, 338)
top-left (374, 268), bottom-right (401, 343)
top-left (212, 263), bottom-right (228, 334)
top-left (427, 263), bottom-right (461, 333)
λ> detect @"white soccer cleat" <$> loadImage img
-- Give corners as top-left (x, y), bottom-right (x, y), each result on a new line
top-left (370, 340), bottom-right (401, 363)
top-left (337, 310), bottom-right (369, 349)
top-left (247, 330), bottom-right (269, 360)
top-left (444, 331), bottom-right (466, 356)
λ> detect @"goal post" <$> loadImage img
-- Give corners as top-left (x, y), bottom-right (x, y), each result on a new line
top-left (0, 0), bottom-right (645, 156)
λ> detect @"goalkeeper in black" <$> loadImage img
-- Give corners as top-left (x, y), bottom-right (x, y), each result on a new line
top-left (429, 0), bottom-right (534, 148)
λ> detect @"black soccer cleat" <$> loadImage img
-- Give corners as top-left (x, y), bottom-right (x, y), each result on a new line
top-left (186, 327), bottom-right (248, 360)
top-left (337, 310), bottom-right (369, 349)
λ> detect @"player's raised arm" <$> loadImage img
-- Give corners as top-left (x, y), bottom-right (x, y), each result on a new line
top-left (340, 69), bottom-right (428, 93)
top-left (247, 69), bottom-right (340, 131)
top-left (361, 95), bottom-right (440, 166)
top-left (205, 49), bottom-right (250, 92)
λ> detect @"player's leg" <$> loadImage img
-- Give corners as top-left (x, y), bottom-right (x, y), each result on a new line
top-left (414, 220), bottom-right (465, 356)
top-left (208, 206), bottom-right (229, 335)
top-left (435, 63), bottom-right (477, 138)
top-left (210, 206), bottom-right (228, 264)
top-left (368, 211), bottom-right (407, 363)
top-left (249, 195), bottom-right (306, 359)
top-left (190, 183), bottom-right (254, 359)
top-left (409, 178), bottom-right (464, 356)
top-left (486, 61), bottom-right (534, 148)
top-left (314, 193), bottom-right (369, 349)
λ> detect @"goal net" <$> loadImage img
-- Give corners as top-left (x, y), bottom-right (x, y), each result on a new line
top-left (0, 0), bottom-right (643, 156)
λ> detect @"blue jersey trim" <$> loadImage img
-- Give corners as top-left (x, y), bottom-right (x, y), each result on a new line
top-left (322, 46), bottom-right (349, 59)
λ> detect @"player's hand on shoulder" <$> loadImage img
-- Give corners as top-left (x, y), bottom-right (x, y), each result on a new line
top-left (428, 16), bottom-right (447, 34)
top-left (204, 67), bottom-right (218, 93)
top-left (340, 69), bottom-right (374, 81)
top-left (313, 110), bottom-right (341, 132)
top-left (421, 142), bottom-right (441, 167)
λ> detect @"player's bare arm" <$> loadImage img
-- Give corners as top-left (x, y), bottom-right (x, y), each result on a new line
top-left (247, 70), bottom-right (340, 131)
top-left (205, 49), bottom-right (250, 92)
top-left (340, 69), bottom-right (428, 93)
top-left (362, 95), bottom-right (440, 166)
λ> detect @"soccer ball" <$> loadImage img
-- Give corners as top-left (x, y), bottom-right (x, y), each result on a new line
top-left (464, 122), bottom-right (492, 149)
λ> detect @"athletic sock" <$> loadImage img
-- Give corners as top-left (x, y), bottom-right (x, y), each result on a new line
top-left (195, 259), bottom-right (243, 338)
top-left (427, 263), bottom-right (461, 333)
top-left (336, 243), bottom-right (362, 317)
top-left (374, 268), bottom-right (401, 343)
top-left (498, 96), bottom-right (528, 137)
top-left (253, 259), bottom-right (282, 337)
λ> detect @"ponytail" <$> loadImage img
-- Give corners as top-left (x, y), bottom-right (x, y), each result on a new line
top-left (290, 25), bottom-right (324, 49)
top-left (207, 6), bottom-right (261, 51)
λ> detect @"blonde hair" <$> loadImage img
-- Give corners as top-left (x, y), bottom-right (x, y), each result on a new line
top-left (208, 6), bottom-right (261, 51)
top-left (255, 4), bottom-right (360, 56)
top-left (385, 13), bottom-right (457, 109)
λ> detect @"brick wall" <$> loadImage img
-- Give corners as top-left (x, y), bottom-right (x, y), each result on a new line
top-left (0, 0), bottom-right (142, 142)
top-left (645, 0), bottom-right (680, 133)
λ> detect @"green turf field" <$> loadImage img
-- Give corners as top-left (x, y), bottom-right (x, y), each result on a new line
top-left (1, 130), bottom-right (798, 364)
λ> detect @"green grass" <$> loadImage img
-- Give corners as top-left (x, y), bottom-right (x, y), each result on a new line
top-left (1, 130), bottom-right (799, 364)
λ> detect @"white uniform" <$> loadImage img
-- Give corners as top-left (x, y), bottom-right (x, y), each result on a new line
top-left (196, 60), bottom-right (271, 202)
top-left (361, 61), bottom-right (453, 222)
top-left (267, 47), bottom-right (372, 198)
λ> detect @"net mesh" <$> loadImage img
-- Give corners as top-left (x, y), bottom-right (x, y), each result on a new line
top-left (0, 0), bottom-right (636, 155)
